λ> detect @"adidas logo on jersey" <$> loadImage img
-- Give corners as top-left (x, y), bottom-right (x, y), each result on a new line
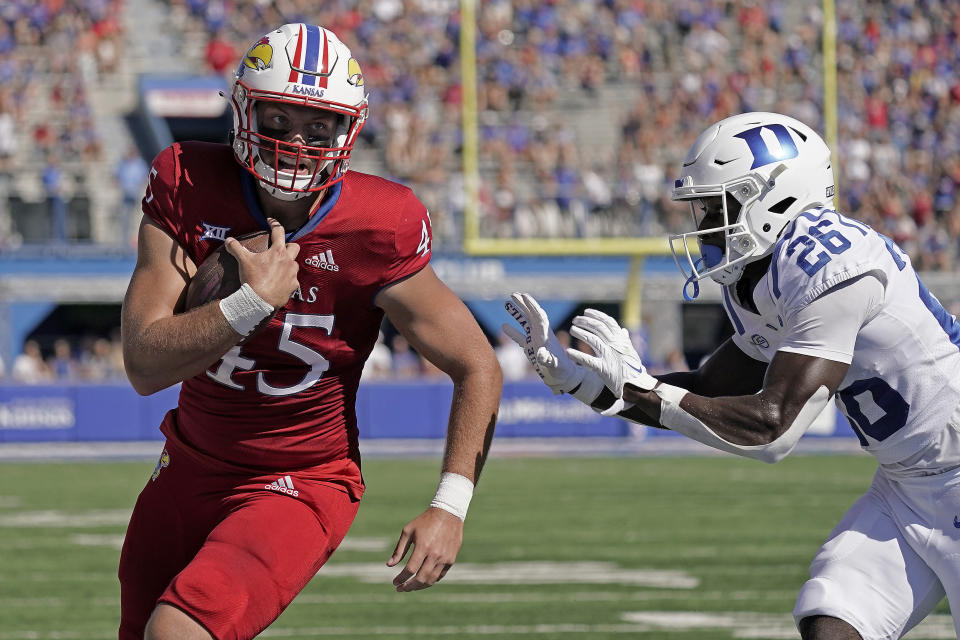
top-left (265, 475), bottom-right (299, 497)
top-left (304, 249), bottom-right (339, 272)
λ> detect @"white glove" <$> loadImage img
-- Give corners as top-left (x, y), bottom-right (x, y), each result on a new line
top-left (566, 309), bottom-right (658, 399)
top-left (502, 292), bottom-right (603, 404)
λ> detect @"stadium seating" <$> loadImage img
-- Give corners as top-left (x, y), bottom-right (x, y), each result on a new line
top-left (3, 0), bottom-right (959, 270)
top-left (3, 0), bottom-right (960, 381)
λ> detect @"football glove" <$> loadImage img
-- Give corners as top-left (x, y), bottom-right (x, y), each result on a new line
top-left (567, 309), bottom-right (658, 400)
top-left (502, 292), bottom-right (604, 404)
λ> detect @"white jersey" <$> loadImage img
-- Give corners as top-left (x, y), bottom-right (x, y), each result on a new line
top-left (724, 207), bottom-right (960, 473)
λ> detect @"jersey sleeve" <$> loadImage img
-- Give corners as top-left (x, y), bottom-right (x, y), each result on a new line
top-left (767, 208), bottom-right (888, 314)
top-left (778, 273), bottom-right (884, 364)
top-left (379, 190), bottom-right (432, 287)
top-left (141, 143), bottom-right (184, 239)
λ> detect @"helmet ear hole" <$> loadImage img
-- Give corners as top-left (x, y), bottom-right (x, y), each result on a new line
top-left (768, 196), bottom-right (797, 214)
top-left (724, 192), bottom-right (742, 221)
top-left (762, 223), bottom-right (771, 232)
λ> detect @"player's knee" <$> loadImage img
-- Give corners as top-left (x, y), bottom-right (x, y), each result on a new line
top-left (798, 615), bottom-right (863, 640)
top-left (144, 603), bottom-right (214, 640)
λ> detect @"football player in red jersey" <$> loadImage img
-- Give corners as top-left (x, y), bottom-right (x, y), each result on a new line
top-left (119, 23), bottom-right (502, 640)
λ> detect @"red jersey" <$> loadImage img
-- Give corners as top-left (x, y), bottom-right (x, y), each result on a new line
top-left (142, 142), bottom-right (432, 483)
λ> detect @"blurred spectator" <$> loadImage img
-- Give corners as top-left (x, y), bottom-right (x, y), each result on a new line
top-left (78, 336), bottom-right (125, 381)
top-left (495, 332), bottom-right (532, 381)
top-left (0, 91), bottom-right (14, 173)
top-left (657, 348), bottom-right (691, 375)
top-left (361, 331), bottom-right (393, 380)
top-left (205, 29), bottom-right (236, 74)
top-left (11, 340), bottom-right (53, 384)
top-left (47, 338), bottom-right (79, 380)
top-left (41, 155), bottom-right (68, 242)
top-left (419, 354), bottom-right (447, 380)
top-left (390, 334), bottom-right (421, 378)
top-left (115, 146), bottom-right (148, 243)
top-left (108, 327), bottom-right (126, 375)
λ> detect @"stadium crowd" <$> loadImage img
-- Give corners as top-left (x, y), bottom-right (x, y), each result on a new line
top-left (1, 0), bottom-right (959, 270)
top-left (0, 329), bottom-right (489, 383)
top-left (0, 0), bottom-right (120, 168)
top-left (3, 0), bottom-right (960, 377)
top-left (155, 0), bottom-right (960, 273)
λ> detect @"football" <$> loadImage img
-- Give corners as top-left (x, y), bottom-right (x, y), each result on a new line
top-left (184, 230), bottom-right (276, 339)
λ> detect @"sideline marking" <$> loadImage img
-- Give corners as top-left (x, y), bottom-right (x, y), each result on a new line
top-left (294, 589), bottom-right (795, 605)
top-left (0, 509), bottom-right (130, 528)
top-left (0, 437), bottom-right (865, 462)
top-left (1, 607), bottom-right (952, 638)
top-left (70, 533), bottom-right (125, 549)
top-left (0, 589), bottom-right (792, 609)
top-left (319, 561), bottom-right (698, 588)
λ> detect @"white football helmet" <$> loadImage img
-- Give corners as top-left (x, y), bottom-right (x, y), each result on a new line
top-left (670, 112), bottom-right (835, 287)
top-left (229, 23), bottom-right (369, 201)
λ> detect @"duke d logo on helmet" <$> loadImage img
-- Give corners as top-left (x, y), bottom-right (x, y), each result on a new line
top-left (735, 124), bottom-right (799, 170)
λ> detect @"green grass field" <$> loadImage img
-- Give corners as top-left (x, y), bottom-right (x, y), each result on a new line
top-left (0, 454), bottom-right (952, 639)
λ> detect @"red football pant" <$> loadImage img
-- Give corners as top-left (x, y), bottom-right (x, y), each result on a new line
top-left (118, 444), bottom-right (360, 640)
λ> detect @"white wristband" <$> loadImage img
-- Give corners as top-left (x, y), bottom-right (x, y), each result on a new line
top-left (570, 370), bottom-right (604, 404)
top-left (219, 283), bottom-right (274, 336)
top-left (653, 382), bottom-right (689, 406)
top-left (429, 472), bottom-right (474, 521)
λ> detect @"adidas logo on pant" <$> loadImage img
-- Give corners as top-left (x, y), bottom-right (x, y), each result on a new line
top-left (265, 475), bottom-right (299, 497)
top-left (304, 249), bottom-right (339, 272)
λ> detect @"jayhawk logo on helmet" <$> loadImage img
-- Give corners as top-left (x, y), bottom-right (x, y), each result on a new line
top-left (243, 37), bottom-right (274, 71)
top-left (347, 58), bottom-right (364, 87)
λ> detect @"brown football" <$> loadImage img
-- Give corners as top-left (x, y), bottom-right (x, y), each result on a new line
top-left (184, 230), bottom-right (276, 339)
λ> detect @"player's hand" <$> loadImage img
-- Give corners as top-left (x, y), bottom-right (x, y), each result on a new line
top-left (503, 292), bottom-right (590, 395)
top-left (566, 309), bottom-right (657, 398)
top-left (386, 508), bottom-right (463, 592)
top-left (224, 218), bottom-right (300, 308)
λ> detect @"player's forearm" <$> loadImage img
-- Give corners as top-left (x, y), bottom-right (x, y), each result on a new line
top-left (656, 368), bottom-right (765, 398)
top-left (623, 383), bottom-right (827, 463)
top-left (622, 383), bottom-right (781, 443)
top-left (123, 303), bottom-right (242, 394)
top-left (440, 363), bottom-right (502, 484)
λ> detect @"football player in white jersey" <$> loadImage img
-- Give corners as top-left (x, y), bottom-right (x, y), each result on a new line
top-left (504, 112), bottom-right (960, 640)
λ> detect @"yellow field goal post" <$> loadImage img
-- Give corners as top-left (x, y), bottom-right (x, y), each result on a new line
top-left (457, 0), bottom-right (838, 327)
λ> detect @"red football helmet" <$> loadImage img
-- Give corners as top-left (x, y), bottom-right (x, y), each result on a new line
top-left (229, 23), bottom-right (368, 201)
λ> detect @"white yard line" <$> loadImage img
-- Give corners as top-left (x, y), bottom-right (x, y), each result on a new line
top-left (0, 509), bottom-right (131, 528)
top-left (0, 437), bottom-right (866, 462)
top-left (0, 589), bottom-right (797, 609)
top-left (318, 561), bottom-right (698, 588)
top-left (0, 602), bottom-right (951, 639)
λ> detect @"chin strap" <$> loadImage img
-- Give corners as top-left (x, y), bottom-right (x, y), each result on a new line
top-left (683, 258), bottom-right (704, 301)
top-left (683, 244), bottom-right (729, 301)
top-left (683, 275), bottom-right (700, 302)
